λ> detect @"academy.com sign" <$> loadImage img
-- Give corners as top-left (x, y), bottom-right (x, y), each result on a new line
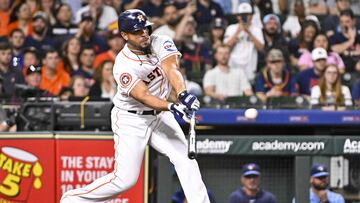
top-left (197, 139), bottom-right (233, 154)
top-left (252, 140), bottom-right (325, 152)
top-left (343, 139), bottom-right (360, 153)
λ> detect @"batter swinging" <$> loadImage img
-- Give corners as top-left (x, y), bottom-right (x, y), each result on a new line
top-left (60, 9), bottom-right (210, 203)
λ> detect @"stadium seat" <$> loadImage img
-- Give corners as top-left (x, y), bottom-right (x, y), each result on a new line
top-left (267, 96), bottom-right (310, 109)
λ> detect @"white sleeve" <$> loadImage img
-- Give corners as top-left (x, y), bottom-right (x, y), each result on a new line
top-left (342, 86), bottom-right (353, 106)
top-left (223, 26), bottom-right (233, 44)
top-left (251, 27), bottom-right (265, 45)
top-left (151, 35), bottom-right (181, 62)
top-left (310, 86), bottom-right (321, 105)
top-left (239, 69), bottom-right (251, 91)
top-left (113, 59), bottom-right (141, 96)
top-left (202, 70), bottom-right (216, 89)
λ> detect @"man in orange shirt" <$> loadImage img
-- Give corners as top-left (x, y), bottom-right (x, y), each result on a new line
top-left (39, 49), bottom-right (70, 96)
top-left (0, 0), bottom-right (11, 37)
top-left (93, 29), bottom-right (125, 68)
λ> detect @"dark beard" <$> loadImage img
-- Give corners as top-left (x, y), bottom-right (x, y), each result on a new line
top-left (168, 18), bottom-right (180, 27)
top-left (141, 45), bottom-right (152, 55)
top-left (34, 27), bottom-right (46, 36)
top-left (265, 29), bottom-right (278, 37)
top-left (313, 183), bottom-right (328, 190)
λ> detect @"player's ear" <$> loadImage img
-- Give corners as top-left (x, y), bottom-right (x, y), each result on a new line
top-left (121, 32), bottom-right (128, 41)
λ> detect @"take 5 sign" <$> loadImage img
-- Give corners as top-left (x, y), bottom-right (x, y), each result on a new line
top-left (0, 134), bottom-right (55, 203)
top-left (0, 133), bottom-right (147, 203)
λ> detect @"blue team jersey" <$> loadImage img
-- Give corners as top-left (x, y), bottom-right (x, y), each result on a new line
top-left (291, 68), bottom-right (320, 95)
top-left (255, 68), bottom-right (292, 95)
top-left (228, 188), bottom-right (276, 203)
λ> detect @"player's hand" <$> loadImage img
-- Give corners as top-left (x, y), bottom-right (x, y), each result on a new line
top-left (168, 103), bottom-right (192, 123)
top-left (178, 90), bottom-right (200, 111)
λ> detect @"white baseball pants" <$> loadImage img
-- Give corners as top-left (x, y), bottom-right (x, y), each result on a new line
top-left (61, 107), bottom-right (210, 203)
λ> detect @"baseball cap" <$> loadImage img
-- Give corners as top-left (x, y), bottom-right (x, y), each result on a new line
top-left (33, 11), bottom-right (48, 22)
top-left (237, 3), bottom-right (253, 14)
top-left (267, 49), bottom-right (284, 61)
top-left (263, 14), bottom-right (280, 25)
top-left (211, 17), bottom-right (227, 29)
top-left (81, 11), bottom-right (93, 22)
top-left (26, 65), bottom-right (41, 75)
top-left (312, 48), bottom-right (328, 61)
top-left (311, 164), bottom-right (329, 177)
top-left (242, 163), bottom-right (261, 176)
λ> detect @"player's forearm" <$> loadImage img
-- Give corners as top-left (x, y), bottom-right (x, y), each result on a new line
top-left (167, 68), bottom-right (187, 96)
top-left (139, 94), bottom-right (171, 111)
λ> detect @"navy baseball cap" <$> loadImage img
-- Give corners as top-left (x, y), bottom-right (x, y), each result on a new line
top-left (242, 163), bottom-right (261, 176)
top-left (311, 164), bottom-right (329, 177)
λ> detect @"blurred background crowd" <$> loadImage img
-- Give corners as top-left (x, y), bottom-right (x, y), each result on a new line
top-left (0, 0), bottom-right (360, 130)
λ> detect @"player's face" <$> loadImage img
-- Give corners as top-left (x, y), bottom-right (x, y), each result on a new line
top-left (123, 28), bottom-right (151, 53)
top-left (241, 175), bottom-right (260, 191)
top-left (311, 176), bottom-right (329, 190)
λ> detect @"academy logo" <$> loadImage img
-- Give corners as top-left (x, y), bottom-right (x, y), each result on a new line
top-left (163, 40), bottom-right (176, 52)
top-left (120, 73), bottom-right (132, 87)
top-left (196, 139), bottom-right (233, 154)
top-left (343, 139), bottom-right (360, 154)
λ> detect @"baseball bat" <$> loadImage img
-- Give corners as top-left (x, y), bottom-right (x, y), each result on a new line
top-left (188, 111), bottom-right (197, 159)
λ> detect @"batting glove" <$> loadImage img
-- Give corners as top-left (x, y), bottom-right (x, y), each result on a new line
top-left (178, 90), bottom-right (200, 111)
top-left (168, 103), bottom-right (192, 123)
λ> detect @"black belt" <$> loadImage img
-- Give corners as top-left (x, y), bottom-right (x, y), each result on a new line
top-left (127, 110), bottom-right (161, 115)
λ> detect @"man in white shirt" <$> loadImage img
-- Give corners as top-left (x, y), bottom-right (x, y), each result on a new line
top-left (203, 45), bottom-right (253, 101)
top-left (76, 0), bottom-right (117, 31)
top-left (224, 2), bottom-right (264, 82)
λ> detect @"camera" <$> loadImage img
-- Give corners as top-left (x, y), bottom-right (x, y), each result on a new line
top-left (240, 14), bottom-right (248, 23)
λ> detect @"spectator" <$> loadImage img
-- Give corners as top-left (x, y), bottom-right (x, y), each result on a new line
top-left (70, 75), bottom-right (89, 98)
top-left (352, 79), bottom-right (360, 106)
top-left (40, 0), bottom-right (57, 26)
top-left (177, 16), bottom-right (213, 84)
top-left (75, 11), bottom-right (108, 53)
top-left (282, 0), bottom-right (307, 39)
top-left (228, 163), bottom-right (276, 203)
top-left (298, 33), bottom-right (345, 72)
top-left (288, 20), bottom-right (319, 68)
top-left (39, 49), bottom-right (70, 96)
top-left (94, 29), bottom-right (125, 68)
top-left (258, 14), bottom-right (289, 70)
top-left (76, 0), bottom-right (118, 31)
top-left (59, 36), bottom-right (81, 74)
top-left (308, 0), bottom-right (328, 15)
top-left (9, 29), bottom-right (26, 69)
top-left (21, 64), bottom-right (47, 98)
top-left (255, 49), bottom-right (292, 103)
top-left (193, 0), bottom-right (224, 36)
top-left (26, 0), bottom-right (40, 14)
top-left (79, 45), bottom-right (96, 87)
top-left (228, 0), bottom-right (263, 29)
top-left (21, 47), bottom-right (39, 76)
top-left (51, 3), bottom-right (79, 49)
top-left (0, 0), bottom-right (11, 37)
top-left (330, 9), bottom-right (360, 72)
top-left (224, 2), bottom-right (264, 82)
top-left (323, 0), bottom-right (351, 37)
top-left (140, 0), bottom-right (166, 28)
top-left (311, 64), bottom-right (352, 110)
top-left (292, 48), bottom-right (328, 96)
top-left (24, 11), bottom-right (55, 54)
top-left (89, 60), bottom-right (116, 100)
top-left (179, 64), bottom-right (203, 96)
top-left (207, 17), bottom-right (227, 52)
top-left (122, 0), bottom-right (143, 11)
top-left (293, 164), bottom-right (345, 203)
top-left (0, 41), bottom-right (25, 95)
top-left (8, 2), bottom-right (33, 36)
top-left (203, 45), bottom-right (253, 102)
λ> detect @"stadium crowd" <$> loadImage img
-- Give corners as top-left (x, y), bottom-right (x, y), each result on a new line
top-left (0, 0), bottom-right (360, 131)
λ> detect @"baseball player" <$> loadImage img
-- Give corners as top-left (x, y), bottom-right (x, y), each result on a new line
top-left (61, 9), bottom-right (210, 203)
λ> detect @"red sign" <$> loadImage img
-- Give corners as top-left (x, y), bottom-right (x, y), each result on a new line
top-left (56, 136), bottom-right (145, 203)
top-left (0, 136), bottom-right (56, 203)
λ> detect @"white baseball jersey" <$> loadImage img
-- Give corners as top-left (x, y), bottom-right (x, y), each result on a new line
top-left (112, 34), bottom-right (181, 110)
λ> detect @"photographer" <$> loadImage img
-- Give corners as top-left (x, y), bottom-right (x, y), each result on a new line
top-left (224, 2), bottom-right (264, 82)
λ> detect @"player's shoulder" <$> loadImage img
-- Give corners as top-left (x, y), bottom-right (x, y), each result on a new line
top-left (151, 34), bottom-right (174, 46)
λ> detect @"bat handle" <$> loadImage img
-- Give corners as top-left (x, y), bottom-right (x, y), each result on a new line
top-left (188, 112), bottom-right (197, 159)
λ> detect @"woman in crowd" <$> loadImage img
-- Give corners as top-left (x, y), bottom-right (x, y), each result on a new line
top-left (70, 75), bottom-right (89, 98)
top-left (60, 36), bottom-right (81, 75)
top-left (310, 64), bottom-right (353, 110)
top-left (8, 2), bottom-right (33, 36)
top-left (89, 60), bottom-right (116, 100)
top-left (298, 33), bottom-right (345, 72)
